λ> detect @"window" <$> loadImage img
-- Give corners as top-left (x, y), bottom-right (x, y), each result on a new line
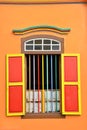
top-left (6, 36), bottom-right (81, 118)
top-left (24, 38), bottom-right (61, 51)
top-left (24, 38), bottom-right (62, 117)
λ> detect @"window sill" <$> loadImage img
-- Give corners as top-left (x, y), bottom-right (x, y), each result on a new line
top-left (22, 112), bottom-right (65, 119)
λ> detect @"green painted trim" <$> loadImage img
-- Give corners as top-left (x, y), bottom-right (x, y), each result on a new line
top-left (13, 25), bottom-right (71, 34)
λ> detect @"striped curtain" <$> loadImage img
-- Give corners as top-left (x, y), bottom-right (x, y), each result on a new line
top-left (26, 54), bottom-right (60, 113)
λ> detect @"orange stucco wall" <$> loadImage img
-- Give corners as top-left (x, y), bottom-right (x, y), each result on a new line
top-left (0, 3), bottom-right (87, 130)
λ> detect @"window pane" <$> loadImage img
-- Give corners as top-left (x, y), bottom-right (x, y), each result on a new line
top-left (35, 40), bottom-right (42, 44)
top-left (43, 45), bottom-right (50, 50)
top-left (26, 45), bottom-right (33, 50)
top-left (52, 45), bottom-right (59, 50)
top-left (44, 40), bottom-right (51, 44)
top-left (35, 45), bottom-right (42, 50)
top-left (26, 40), bottom-right (33, 45)
top-left (52, 41), bottom-right (59, 44)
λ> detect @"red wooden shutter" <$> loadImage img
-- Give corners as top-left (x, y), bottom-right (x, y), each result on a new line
top-left (6, 54), bottom-right (25, 116)
top-left (61, 54), bottom-right (81, 115)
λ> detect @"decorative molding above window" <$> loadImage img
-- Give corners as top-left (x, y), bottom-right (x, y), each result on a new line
top-left (13, 25), bottom-right (71, 35)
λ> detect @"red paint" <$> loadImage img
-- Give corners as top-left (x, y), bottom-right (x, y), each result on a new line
top-left (64, 85), bottom-right (78, 112)
top-left (64, 56), bottom-right (78, 82)
top-left (9, 57), bottom-right (22, 82)
top-left (38, 55), bottom-right (40, 113)
top-left (9, 86), bottom-right (23, 112)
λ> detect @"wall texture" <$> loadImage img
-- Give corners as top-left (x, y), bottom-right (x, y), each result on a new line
top-left (0, 3), bottom-right (87, 130)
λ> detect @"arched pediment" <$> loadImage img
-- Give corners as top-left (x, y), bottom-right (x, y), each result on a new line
top-left (13, 25), bottom-right (71, 35)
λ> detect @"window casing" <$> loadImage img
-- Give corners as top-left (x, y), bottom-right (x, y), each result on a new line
top-left (22, 37), bottom-right (64, 118)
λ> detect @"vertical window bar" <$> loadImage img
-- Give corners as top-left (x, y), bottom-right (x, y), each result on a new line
top-left (51, 55), bottom-right (53, 112)
top-left (46, 55), bottom-right (48, 112)
top-left (29, 55), bottom-right (31, 113)
top-left (55, 55), bottom-right (58, 111)
top-left (51, 39), bottom-right (52, 50)
top-left (42, 55), bottom-right (45, 113)
top-left (42, 39), bottom-right (43, 50)
top-left (38, 55), bottom-right (40, 113)
top-left (33, 39), bottom-right (35, 50)
top-left (33, 55), bottom-right (35, 113)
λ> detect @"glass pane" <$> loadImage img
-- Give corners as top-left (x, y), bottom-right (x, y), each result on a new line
top-left (35, 45), bottom-right (42, 50)
top-left (52, 41), bottom-right (59, 45)
top-left (26, 40), bottom-right (33, 45)
top-left (44, 40), bottom-right (51, 44)
top-left (43, 45), bottom-right (50, 50)
top-left (26, 45), bottom-right (33, 50)
top-left (35, 40), bottom-right (42, 44)
top-left (52, 45), bottom-right (59, 50)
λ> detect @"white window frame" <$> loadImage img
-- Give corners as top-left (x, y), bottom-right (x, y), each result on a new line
top-left (24, 38), bottom-right (61, 52)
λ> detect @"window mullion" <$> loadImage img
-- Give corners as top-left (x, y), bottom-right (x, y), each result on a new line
top-left (51, 55), bottom-right (53, 112)
top-left (55, 55), bottom-right (58, 111)
top-left (29, 55), bottom-right (31, 113)
top-left (46, 55), bottom-right (49, 112)
top-left (51, 39), bottom-right (52, 50)
top-left (42, 38), bottom-right (43, 50)
top-left (38, 55), bottom-right (40, 113)
top-left (33, 55), bottom-right (35, 113)
top-left (33, 39), bottom-right (35, 50)
top-left (42, 55), bottom-right (45, 113)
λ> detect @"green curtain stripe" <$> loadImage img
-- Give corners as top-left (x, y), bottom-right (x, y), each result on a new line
top-left (51, 55), bottom-right (53, 112)
top-left (13, 25), bottom-right (71, 33)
